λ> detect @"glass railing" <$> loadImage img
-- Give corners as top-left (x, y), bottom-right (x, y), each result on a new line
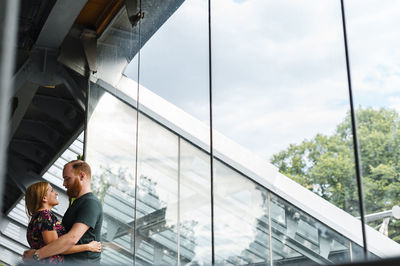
top-left (86, 81), bottom-right (389, 265)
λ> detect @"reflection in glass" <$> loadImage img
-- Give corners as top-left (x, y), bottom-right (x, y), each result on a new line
top-left (214, 160), bottom-right (270, 265)
top-left (270, 193), bottom-right (351, 265)
top-left (180, 139), bottom-right (212, 265)
top-left (132, 0), bottom-right (211, 263)
top-left (135, 113), bottom-right (179, 265)
top-left (86, 85), bottom-right (137, 264)
top-left (96, 7), bottom-right (140, 86)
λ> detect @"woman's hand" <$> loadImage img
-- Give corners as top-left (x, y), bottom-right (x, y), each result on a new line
top-left (23, 249), bottom-right (35, 260)
top-left (87, 241), bottom-right (101, 252)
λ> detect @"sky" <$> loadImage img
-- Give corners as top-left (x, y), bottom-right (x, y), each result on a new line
top-left (125, 0), bottom-right (400, 161)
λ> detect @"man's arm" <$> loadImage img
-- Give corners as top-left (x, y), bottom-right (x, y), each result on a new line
top-left (41, 229), bottom-right (101, 255)
top-left (24, 223), bottom-right (90, 260)
top-left (61, 240), bottom-right (101, 255)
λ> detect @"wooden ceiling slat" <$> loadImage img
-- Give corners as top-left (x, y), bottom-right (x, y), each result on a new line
top-left (74, 0), bottom-right (124, 35)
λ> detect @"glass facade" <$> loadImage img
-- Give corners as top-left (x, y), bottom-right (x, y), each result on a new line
top-left (83, 0), bottom-right (400, 265)
top-left (3, 1), bottom-right (400, 265)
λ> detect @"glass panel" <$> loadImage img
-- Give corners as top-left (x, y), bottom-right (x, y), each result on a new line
top-left (270, 193), bottom-right (351, 265)
top-left (128, 0), bottom-right (209, 123)
top-left (96, 7), bottom-right (140, 86)
top-left (214, 160), bottom-right (270, 265)
top-left (135, 113), bottom-right (179, 265)
top-left (130, 0), bottom-right (210, 264)
top-left (86, 85), bottom-right (137, 264)
top-left (211, 0), bottom-right (369, 264)
top-left (351, 242), bottom-right (379, 262)
top-left (344, 0), bottom-right (400, 257)
top-left (179, 139), bottom-right (212, 265)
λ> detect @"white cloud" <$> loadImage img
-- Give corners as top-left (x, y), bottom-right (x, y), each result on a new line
top-left (343, 1), bottom-right (400, 96)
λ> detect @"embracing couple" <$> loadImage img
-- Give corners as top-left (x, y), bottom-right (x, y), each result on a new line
top-left (23, 160), bottom-right (103, 264)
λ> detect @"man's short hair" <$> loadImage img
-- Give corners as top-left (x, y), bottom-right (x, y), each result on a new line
top-left (65, 160), bottom-right (91, 179)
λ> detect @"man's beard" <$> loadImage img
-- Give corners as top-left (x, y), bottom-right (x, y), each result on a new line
top-left (67, 177), bottom-right (82, 198)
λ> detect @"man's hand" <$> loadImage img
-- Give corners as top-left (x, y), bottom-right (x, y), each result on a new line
top-left (87, 241), bottom-right (102, 252)
top-left (22, 249), bottom-right (35, 261)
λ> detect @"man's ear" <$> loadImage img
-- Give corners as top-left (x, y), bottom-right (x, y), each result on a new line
top-left (79, 172), bottom-right (85, 181)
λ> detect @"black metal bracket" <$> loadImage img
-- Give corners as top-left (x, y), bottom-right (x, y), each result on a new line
top-left (125, 0), bottom-right (144, 27)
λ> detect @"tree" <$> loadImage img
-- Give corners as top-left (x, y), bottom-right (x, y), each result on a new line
top-left (270, 107), bottom-right (400, 242)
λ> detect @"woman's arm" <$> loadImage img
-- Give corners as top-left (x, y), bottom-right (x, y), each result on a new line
top-left (42, 230), bottom-right (101, 254)
top-left (42, 230), bottom-right (58, 244)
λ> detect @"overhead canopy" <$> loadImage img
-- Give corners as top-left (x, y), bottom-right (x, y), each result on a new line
top-left (4, 0), bottom-right (184, 215)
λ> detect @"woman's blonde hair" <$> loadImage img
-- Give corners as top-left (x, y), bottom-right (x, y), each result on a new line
top-left (25, 181), bottom-right (49, 217)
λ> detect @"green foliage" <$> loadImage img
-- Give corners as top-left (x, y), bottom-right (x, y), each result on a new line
top-left (271, 107), bottom-right (400, 241)
top-left (91, 166), bottom-right (133, 203)
top-left (91, 166), bottom-right (112, 204)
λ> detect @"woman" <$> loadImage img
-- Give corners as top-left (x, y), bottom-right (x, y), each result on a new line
top-left (25, 181), bottom-right (101, 263)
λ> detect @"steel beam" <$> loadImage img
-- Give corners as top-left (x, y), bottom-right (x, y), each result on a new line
top-left (35, 0), bottom-right (88, 49)
top-left (8, 82), bottom-right (40, 141)
top-left (59, 66), bottom-right (86, 110)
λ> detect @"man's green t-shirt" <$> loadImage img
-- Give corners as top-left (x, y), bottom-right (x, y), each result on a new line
top-left (62, 192), bottom-right (103, 263)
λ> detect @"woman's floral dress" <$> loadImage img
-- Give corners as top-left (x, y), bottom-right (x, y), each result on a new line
top-left (26, 209), bottom-right (67, 263)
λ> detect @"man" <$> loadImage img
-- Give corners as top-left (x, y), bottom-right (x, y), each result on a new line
top-left (24, 160), bottom-right (103, 263)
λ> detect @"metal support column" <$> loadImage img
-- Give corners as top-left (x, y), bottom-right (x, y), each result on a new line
top-left (340, 0), bottom-right (368, 258)
top-left (0, 0), bottom-right (20, 222)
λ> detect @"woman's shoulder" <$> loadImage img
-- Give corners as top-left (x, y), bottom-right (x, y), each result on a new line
top-left (28, 209), bottom-right (61, 232)
top-left (33, 209), bottom-right (57, 221)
